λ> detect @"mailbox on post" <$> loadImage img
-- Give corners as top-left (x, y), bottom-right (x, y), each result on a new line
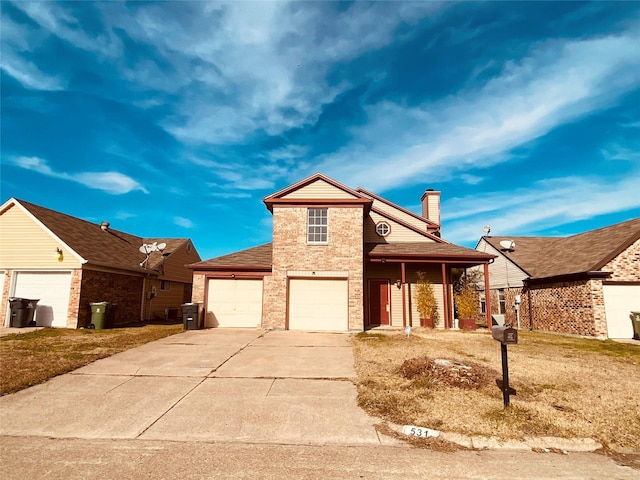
top-left (492, 325), bottom-right (518, 407)
top-left (492, 326), bottom-right (518, 344)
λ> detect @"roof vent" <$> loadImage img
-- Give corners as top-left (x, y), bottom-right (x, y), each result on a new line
top-left (100, 221), bottom-right (110, 231)
top-left (499, 240), bottom-right (516, 251)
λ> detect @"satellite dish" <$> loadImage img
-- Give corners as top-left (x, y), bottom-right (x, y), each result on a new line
top-left (139, 245), bottom-right (148, 254)
top-left (499, 240), bottom-right (516, 251)
top-left (482, 225), bottom-right (491, 235)
top-left (157, 242), bottom-right (166, 251)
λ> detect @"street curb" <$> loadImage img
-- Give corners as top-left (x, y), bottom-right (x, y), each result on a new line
top-left (389, 423), bottom-right (603, 452)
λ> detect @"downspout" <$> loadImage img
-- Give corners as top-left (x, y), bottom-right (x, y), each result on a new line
top-left (140, 277), bottom-right (146, 322)
top-left (527, 284), bottom-right (534, 331)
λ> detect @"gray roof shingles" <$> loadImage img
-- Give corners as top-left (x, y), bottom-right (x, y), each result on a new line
top-left (483, 217), bottom-right (640, 279)
top-left (16, 199), bottom-right (191, 274)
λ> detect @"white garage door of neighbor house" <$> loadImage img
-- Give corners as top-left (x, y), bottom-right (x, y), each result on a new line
top-left (13, 272), bottom-right (72, 328)
top-left (603, 284), bottom-right (640, 339)
top-left (288, 278), bottom-right (348, 331)
top-left (206, 279), bottom-right (263, 328)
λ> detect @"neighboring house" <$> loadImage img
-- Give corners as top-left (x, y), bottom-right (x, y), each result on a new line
top-left (189, 173), bottom-right (495, 332)
top-left (0, 198), bottom-right (201, 328)
top-left (475, 217), bottom-right (640, 339)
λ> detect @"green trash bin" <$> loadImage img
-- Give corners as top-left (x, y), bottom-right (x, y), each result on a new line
top-left (632, 311), bottom-right (640, 340)
top-left (90, 302), bottom-right (112, 330)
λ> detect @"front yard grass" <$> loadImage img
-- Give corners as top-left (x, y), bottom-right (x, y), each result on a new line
top-left (352, 329), bottom-right (640, 451)
top-left (0, 323), bottom-right (183, 395)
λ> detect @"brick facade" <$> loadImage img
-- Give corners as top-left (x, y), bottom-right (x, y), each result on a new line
top-left (67, 269), bottom-right (82, 328)
top-left (77, 269), bottom-right (144, 327)
top-left (603, 238), bottom-right (640, 281)
top-left (263, 206), bottom-right (364, 330)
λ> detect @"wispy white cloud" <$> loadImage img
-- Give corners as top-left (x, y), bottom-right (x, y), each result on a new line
top-left (316, 27), bottom-right (640, 192)
top-left (73, 172), bottom-right (148, 195)
top-left (11, 1), bottom-right (121, 58)
top-left (443, 171), bottom-right (640, 244)
top-left (0, 54), bottom-right (66, 91)
top-left (11, 156), bottom-right (148, 195)
top-left (173, 216), bottom-right (194, 229)
top-left (109, 1), bottom-right (442, 147)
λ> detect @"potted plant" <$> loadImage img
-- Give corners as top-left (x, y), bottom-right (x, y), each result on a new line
top-left (453, 270), bottom-right (481, 330)
top-left (415, 271), bottom-right (439, 328)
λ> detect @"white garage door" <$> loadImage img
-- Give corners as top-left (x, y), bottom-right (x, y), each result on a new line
top-left (206, 279), bottom-right (263, 328)
top-left (13, 271), bottom-right (72, 328)
top-left (603, 284), bottom-right (640, 339)
top-left (288, 279), bottom-right (348, 331)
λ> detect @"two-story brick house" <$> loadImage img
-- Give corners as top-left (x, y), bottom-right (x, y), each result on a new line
top-left (189, 173), bottom-right (495, 331)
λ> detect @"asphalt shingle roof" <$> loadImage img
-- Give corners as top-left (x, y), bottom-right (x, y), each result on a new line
top-left (13, 199), bottom-right (192, 274)
top-left (366, 242), bottom-right (494, 260)
top-left (483, 217), bottom-right (640, 278)
top-left (189, 243), bottom-right (273, 269)
top-left (190, 241), bottom-right (493, 270)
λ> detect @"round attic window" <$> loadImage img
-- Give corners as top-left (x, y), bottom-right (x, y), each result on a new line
top-left (376, 221), bottom-right (391, 237)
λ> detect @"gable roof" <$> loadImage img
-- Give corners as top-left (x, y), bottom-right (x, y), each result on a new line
top-left (2, 198), bottom-right (197, 275)
top-left (482, 217), bottom-right (640, 279)
top-left (263, 173), bottom-right (373, 212)
top-left (189, 243), bottom-right (273, 270)
top-left (357, 187), bottom-right (440, 229)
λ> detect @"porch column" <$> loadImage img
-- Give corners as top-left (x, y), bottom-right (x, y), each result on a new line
top-left (401, 262), bottom-right (407, 328)
top-left (484, 262), bottom-right (492, 330)
top-left (441, 263), bottom-right (449, 329)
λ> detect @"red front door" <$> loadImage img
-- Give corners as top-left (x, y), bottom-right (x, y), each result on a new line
top-left (369, 280), bottom-right (390, 326)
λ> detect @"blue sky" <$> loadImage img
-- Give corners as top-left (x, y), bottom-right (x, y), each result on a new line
top-left (2, 1), bottom-right (639, 261)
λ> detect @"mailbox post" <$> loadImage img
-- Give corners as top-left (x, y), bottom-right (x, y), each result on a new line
top-left (492, 326), bottom-right (518, 407)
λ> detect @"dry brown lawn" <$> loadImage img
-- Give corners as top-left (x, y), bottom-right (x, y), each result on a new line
top-left (0, 323), bottom-right (183, 395)
top-left (352, 329), bottom-right (640, 451)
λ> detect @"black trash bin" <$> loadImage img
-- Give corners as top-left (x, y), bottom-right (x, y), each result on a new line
top-left (8, 298), bottom-right (39, 327)
top-left (182, 303), bottom-right (202, 330)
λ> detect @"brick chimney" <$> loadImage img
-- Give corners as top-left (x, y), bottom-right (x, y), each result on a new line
top-left (421, 189), bottom-right (441, 236)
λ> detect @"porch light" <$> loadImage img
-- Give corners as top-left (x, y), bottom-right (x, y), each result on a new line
top-left (55, 248), bottom-right (63, 261)
top-left (395, 279), bottom-right (402, 289)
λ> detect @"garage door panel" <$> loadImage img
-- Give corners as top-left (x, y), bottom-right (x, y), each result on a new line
top-left (206, 279), bottom-right (262, 328)
top-left (288, 279), bottom-right (348, 331)
top-left (603, 285), bottom-right (640, 339)
top-left (13, 272), bottom-right (71, 328)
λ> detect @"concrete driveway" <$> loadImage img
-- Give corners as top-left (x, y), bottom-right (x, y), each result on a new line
top-left (0, 329), bottom-right (390, 446)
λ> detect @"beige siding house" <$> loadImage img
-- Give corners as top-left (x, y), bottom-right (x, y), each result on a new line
top-left (190, 173), bottom-right (495, 332)
top-left (0, 198), bottom-right (201, 328)
top-left (475, 218), bottom-right (640, 339)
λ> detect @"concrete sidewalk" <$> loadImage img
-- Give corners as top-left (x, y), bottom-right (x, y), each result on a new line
top-left (0, 329), bottom-right (388, 446)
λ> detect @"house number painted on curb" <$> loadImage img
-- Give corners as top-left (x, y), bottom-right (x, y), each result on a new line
top-left (402, 425), bottom-right (440, 438)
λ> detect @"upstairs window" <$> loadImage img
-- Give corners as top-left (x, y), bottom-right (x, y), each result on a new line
top-left (161, 280), bottom-right (171, 291)
top-left (307, 208), bottom-right (328, 244)
top-left (375, 221), bottom-right (391, 237)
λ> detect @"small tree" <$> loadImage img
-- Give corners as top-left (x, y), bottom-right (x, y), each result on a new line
top-left (415, 271), bottom-right (439, 327)
top-left (453, 269), bottom-right (481, 330)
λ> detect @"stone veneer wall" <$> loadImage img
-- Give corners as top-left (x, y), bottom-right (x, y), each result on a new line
top-left (263, 206), bottom-right (364, 330)
top-left (77, 269), bottom-right (144, 327)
